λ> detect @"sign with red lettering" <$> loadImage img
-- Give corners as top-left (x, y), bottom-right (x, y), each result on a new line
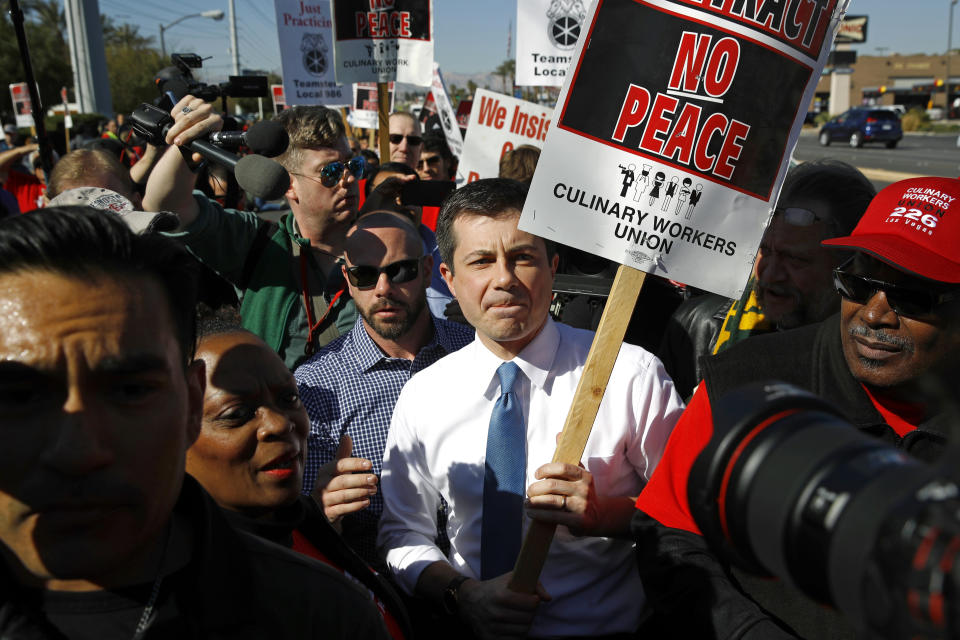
top-left (9, 83), bottom-right (34, 129)
top-left (347, 81), bottom-right (395, 129)
top-left (519, 0), bottom-right (845, 299)
top-left (330, 0), bottom-right (433, 86)
top-left (274, 0), bottom-right (349, 106)
top-left (457, 89), bottom-right (552, 184)
top-left (271, 84), bottom-right (288, 113)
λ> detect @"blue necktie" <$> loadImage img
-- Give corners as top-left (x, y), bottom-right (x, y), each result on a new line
top-left (480, 361), bottom-right (526, 580)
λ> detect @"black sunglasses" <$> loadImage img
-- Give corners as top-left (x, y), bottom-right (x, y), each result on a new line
top-left (776, 207), bottom-right (822, 227)
top-left (345, 258), bottom-right (422, 290)
top-left (292, 156), bottom-right (365, 188)
top-left (389, 134), bottom-right (422, 146)
top-left (833, 267), bottom-right (960, 317)
top-left (418, 155), bottom-right (442, 168)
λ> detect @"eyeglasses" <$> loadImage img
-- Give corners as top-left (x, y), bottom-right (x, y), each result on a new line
top-left (292, 156), bottom-right (365, 188)
top-left (833, 266), bottom-right (960, 317)
top-left (418, 155), bottom-right (442, 169)
top-left (776, 207), bottom-right (822, 227)
top-left (389, 134), bottom-right (423, 146)
top-left (345, 257), bottom-right (422, 290)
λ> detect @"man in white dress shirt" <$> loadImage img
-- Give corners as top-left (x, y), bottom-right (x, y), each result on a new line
top-left (378, 179), bottom-right (684, 639)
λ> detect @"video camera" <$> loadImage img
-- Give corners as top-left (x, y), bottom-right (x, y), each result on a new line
top-left (154, 53), bottom-right (268, 111)
top-left (689, 382), bottom-right (960, 639)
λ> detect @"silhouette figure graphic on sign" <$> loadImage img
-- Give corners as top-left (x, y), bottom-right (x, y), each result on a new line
top-left (649, 171), bottom-right (665, 206)
top-left (685, 183), bottom-right (704, 220)
top-left (675, 177), bottom-right (693, 216)
top-left (661, 176), bottom-right (679, 212)
top-left (632, 164), bottom-right (651, 201)
top-left (618, 164), bottom-right (635, 198)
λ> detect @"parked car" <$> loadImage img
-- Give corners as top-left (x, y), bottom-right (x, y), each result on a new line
top-left (818, 108), bottom-right (903, 148)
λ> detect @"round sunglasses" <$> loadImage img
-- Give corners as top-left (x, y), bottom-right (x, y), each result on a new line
top-left (292, 156), bottom-right (366, 188)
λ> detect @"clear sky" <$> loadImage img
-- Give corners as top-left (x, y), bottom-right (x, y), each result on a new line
top-left (109, 0), bottom-right (955, 80)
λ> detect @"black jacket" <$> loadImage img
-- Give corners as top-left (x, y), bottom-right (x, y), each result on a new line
top-left (634, 315), bottom-right (949, 640)
top-left (657, 293), bottom-right (733, 400)
top-left (222, 496), bottom-right (412, 640)
top-left (0, 477), bottom-right (389, 639)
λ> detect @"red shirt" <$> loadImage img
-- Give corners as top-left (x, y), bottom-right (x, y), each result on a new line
top-left (4, 170), bottom-right (44, 213)
top-left (635, 380), bottom-right (922, 535)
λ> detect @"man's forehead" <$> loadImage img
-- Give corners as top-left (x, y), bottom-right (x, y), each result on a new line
top-left (0, 271), bottom-right (178, 370)
top-left (390, 115), bottom-right (418, 134)
top-left (301, 144), bottom-right (347, 169)
top-left (454, 211), bottom-right (543, 251)
top-left (345, 219), bottom-right (421, 263)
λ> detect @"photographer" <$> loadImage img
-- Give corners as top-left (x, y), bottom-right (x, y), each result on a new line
top-left (632, 176), bottom-right (960, 639)
top-left (143, 95), bottom-right (359, 369)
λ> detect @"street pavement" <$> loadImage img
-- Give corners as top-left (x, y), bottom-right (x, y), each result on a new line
top-left (793, 128), bottom-right (960, 190)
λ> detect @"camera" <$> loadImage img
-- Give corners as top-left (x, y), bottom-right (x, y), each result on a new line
top-left (688, 382), bottom-right (960, 639)
top-left (153, 53), bottom-right (268, 111)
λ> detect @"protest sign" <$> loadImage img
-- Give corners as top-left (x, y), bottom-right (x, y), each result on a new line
top-left (520, 0), bottom-right (847, 300)
top-left (60, 87), bottom-right (73, 129)
top-left (457, 89), bottom-right (552, 184)
top-left (516, 0), bottom-right (585, 87)
top-left (429, 63), bottom-right (463, 159)
top-left (330, 0), bottom-right (434, 87)
top-left (9, 83), bottom-right (33, 129)
top-left (274, 0), bottom-right (349, 106)
top-left (271, 84), bottom-right (287, 113)
top-left (347, 82), bottom-right (395, 130)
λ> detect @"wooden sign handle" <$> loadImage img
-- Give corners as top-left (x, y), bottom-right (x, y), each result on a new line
top-left (508, 264), bottom-right (647, 594)
top-left (377, 81), bottom-right (391, 163)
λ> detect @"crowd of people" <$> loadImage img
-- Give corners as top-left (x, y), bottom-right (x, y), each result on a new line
top-left (0, 83), bottom-right (957, 640)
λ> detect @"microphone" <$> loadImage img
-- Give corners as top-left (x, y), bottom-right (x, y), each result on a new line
top-left (129, 102), bottom-right (290, 200)
top-left (183, 139), bottom-right (289, 200)
top-left (208, 120), bottom-right (289, 157)
top-left (235, 154), bottom-right (290, 201)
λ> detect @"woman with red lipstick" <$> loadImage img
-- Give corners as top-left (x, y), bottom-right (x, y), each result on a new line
top-left (186, 312), bottom-right (410, 639)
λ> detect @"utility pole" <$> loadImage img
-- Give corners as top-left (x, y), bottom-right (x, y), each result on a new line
top-left (64, 0), bottom-right (113, 116)
top-left (229, 0), bottom-right (240, 76)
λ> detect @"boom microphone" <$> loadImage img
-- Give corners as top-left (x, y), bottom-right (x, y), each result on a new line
top-left (235, 155), bottom-right (290, 201)
top-left (209, 120), bottom-right (289, 157)
top-left (129, 103), bottom-right (290, 201)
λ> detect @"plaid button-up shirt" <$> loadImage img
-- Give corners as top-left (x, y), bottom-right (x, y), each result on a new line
top-left (295, 314), bottom-right (474, 565)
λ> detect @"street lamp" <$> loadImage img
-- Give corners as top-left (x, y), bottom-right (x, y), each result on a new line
top-left (159, 10), bottom-right (225, 59)
top-left (948, 0), bottom-right (958, 117)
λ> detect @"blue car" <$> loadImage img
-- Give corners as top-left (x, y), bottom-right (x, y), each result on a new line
top-left (818, 108), bottom-right (903, 149)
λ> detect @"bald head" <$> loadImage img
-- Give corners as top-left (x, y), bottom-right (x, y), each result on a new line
top-left (345, 211), bottom-right (423, 264)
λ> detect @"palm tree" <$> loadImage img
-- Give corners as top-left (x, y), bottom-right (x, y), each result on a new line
top-left (493, 59), bottom-right (516, 94)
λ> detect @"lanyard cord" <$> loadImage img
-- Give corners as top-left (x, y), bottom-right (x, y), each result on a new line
top-left (299, 249), bottom-right (345, 355)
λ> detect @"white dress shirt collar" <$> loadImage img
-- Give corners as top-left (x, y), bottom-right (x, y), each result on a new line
top-left (468, 317), bottom-right (560, 400)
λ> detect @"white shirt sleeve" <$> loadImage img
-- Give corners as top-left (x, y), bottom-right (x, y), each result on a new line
top-left (376, 386), bottom-right (449, 595)
top-left (625, 350), bottom-right (686, 481)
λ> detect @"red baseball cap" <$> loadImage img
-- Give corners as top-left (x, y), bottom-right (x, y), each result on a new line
top-left (822, 176), bottom-right (960, 283)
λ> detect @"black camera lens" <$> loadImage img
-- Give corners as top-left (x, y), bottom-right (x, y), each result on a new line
top-left (688, 382), bottom-right (960, 636)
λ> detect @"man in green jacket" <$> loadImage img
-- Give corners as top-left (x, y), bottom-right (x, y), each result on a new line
top-left (144, 94), bottom-right (359, 368)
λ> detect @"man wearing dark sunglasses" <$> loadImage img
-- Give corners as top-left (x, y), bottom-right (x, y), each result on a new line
top-left (295, 210), bottom-right (473, 571)
top-left (416, 135), bottom-right (454, 181)
top-left (659, 159), bottom-right (876, 399)
top-left (388, 112), bottom-right (423, 169)
top-left (144, 95), bottom-right (360, 369)
top-left (633, 176), bottom-right (960, 639)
